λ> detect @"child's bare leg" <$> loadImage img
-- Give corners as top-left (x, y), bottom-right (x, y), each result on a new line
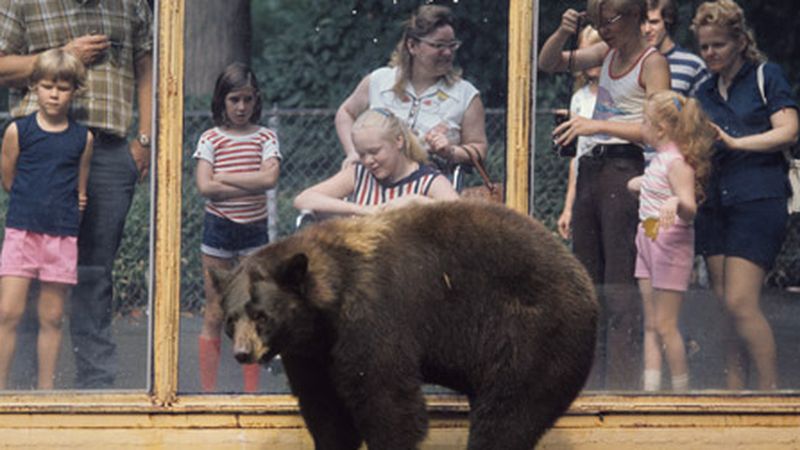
top-left (653, 289), bottom-right (688, 390)
top-left (640, 278), bottom-right (662, 391)
top-left (36, 282), bottom-right (67, 390)
top-left (0, 276), bottom-right (33, 389)
top-left (201, 254), bottom-right (234, 339)
top-left (199, 254), bottom-right (234, 392)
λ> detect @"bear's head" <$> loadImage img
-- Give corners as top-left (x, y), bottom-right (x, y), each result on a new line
top-left (211, 250), bottom-right (329, 365)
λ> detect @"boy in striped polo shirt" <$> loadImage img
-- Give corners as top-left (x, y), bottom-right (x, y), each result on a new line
top-left (644, 0), bottom-right (709, 96)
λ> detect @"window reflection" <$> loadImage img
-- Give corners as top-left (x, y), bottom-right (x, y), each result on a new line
top-left (178, 0), bottom-right (508, 394)
top-left (535, 0), bottom-right (800, 393)
top-left (0, 0), bottom-right (154, 391)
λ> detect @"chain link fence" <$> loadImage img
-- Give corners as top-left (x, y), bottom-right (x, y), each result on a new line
top-left (0, 110), bottom-right (796, 315)
top-left (179, 107), bottom-right (512, 312)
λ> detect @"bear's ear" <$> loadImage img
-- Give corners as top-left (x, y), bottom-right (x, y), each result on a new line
top-left (208, 267), bottom-right (232, 295)
top-left (273, 253), bottom-right (309, 294)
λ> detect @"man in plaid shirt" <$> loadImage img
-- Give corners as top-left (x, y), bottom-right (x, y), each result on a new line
top-left (0, 0), bottom-right (153, 389)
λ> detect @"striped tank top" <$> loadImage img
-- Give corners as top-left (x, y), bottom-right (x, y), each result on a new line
top-left (350, 163), bottom-right (440, 206)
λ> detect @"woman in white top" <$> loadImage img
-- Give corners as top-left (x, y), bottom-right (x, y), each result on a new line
top-left (335, 4), bottom-right (487, 171)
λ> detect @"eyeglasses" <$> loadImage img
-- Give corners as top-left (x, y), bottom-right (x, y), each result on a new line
top-left (417, 37), bottom-right (462, 51)
top-left (597, 13), bottom-right (624, 29)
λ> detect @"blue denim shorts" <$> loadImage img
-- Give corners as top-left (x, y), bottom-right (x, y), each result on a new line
top-left (201, 212), bottom-right (268, 258)
top-left (695, 198), bottom-right (787, 270)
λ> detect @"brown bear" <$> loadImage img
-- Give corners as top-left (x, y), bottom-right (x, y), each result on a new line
top-left (213, 200), bottom-right (598, 450)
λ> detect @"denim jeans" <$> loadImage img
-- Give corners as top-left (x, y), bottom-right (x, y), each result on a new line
top-left (69, 134), bottom-right (139, 389)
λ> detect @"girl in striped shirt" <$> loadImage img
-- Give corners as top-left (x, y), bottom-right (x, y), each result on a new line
top-left (627, 90), bottom-right (713, 391)
top-left (193, 63), bottom-right (281, 393)
top-left (294, 108), bottom-right (458, 217)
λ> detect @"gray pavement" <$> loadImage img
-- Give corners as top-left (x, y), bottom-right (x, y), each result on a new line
top-left (5, 286), bottom-right (800, 392)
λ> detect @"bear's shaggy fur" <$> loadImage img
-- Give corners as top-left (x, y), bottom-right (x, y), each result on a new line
top-left (214, 201), bottom-right (598, 450)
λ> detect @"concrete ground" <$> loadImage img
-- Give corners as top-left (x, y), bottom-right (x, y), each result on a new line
top-left (5, 286), bottom-right (800, 393)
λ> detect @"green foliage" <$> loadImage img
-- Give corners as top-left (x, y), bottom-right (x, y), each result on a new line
top-left (251, 0), bottom-right (508, 108)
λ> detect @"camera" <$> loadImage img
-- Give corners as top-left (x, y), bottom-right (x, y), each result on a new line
top-left (552, 111), bottom-right (577, 158)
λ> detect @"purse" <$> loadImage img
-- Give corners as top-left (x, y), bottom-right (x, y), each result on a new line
top-left (787, 158), bottom-right (800, 214)
top-left (459, 144), bottom-right (504, 203)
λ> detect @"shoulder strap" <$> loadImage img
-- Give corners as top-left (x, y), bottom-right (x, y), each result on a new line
top-left (462, 144), bottom-right (497, 195)
top-left (756, 63), bottom-right (798, 161)
top-left (756, 63), bottom-right (766, 105)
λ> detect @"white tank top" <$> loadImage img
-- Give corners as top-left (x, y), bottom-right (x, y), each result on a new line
top-left (584, 47), bottom-right (657, 148)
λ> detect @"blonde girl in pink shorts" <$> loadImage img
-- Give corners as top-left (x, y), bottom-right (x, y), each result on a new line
top-left (627, 90), bottom-right (714, 391)
top-left (0, 49), bottom-right (92, 390)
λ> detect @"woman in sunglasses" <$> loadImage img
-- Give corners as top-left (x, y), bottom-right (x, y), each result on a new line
top-left (539, 0), bottom-right (670, 390)
top-left (335, 5), bottom-right (487, 176)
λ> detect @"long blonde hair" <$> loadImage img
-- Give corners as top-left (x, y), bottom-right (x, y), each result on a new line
top-left (352, 108), bottom-right (428, 164)
top-left (691, 0), bottom-right (766, 64)
top-left (388, 5), bottom-right (461, 98)
top-left (645, 90), bottom-right (715, 202)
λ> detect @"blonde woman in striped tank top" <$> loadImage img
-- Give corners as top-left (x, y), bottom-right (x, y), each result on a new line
top-left (294, 109), bottom-right (458, 218)
top-left (627, 91), bottom-right (714, 391)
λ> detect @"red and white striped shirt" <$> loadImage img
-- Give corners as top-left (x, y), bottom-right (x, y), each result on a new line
top-left (350, 163), bottom-right (441, 206)
top-left (193, 126), bottom-right (281, 223)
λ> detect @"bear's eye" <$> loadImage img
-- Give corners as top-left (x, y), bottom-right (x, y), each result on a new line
top-left (250, 310), bottom-right (268, 324)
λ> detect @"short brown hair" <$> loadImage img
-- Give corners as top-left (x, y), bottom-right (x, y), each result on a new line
top-left (30, 48), bottom-right (86, 91)
top-left (647, 0), bottom-right (678, 35)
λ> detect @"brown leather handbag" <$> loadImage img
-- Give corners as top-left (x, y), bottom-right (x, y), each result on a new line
top-left (459, 144), bottom-right (504, 203)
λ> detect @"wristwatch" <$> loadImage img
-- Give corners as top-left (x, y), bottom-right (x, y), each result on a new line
top-left (137, 133), bottom-right (151, 148)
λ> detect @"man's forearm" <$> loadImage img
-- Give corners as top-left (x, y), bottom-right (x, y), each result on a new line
top-left (0, 52), bottom-right (37, 88)
top-left (135, 53), bottom-right (153, 137)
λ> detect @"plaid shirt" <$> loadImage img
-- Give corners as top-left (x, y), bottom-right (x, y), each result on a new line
top-left (0, 0), bottom-right (153, 137)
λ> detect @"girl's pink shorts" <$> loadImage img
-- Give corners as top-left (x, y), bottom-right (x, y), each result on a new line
top-left (634, 222), bottom-right (694, 292)
top-left (0, 228), bottom-right (78, 285)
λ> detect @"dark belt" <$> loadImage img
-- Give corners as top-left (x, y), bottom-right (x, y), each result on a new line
top-left (588, 143), bottom-right (642, 159)
top-left (89, 128), bottom-right (127, 145)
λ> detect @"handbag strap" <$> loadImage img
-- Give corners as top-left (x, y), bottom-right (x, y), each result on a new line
top-left (756, 63), bottom-right (795, 163)
top-left (461, 144), bottom-right (497, 195)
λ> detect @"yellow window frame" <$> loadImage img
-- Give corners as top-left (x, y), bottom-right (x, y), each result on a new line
top-left (0, 2), bottom-right (797, 446)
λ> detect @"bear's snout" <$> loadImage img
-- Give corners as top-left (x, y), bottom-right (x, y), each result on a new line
top-left (232, 316), bottom-right (268, 364)
top-left (234, 349), bottom-right (253, 364)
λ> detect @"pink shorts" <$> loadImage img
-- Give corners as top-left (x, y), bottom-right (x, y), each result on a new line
top-left (0, 228), bottom-right (78, 285)
top-left (634, 221), bottom-right (694, 292)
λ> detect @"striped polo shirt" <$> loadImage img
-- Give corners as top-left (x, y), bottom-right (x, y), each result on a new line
top-left (664, 45), bottom-right (708, 97)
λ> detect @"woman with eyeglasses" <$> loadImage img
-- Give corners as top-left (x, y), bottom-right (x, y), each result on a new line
top-left (335, 5), bottom-right (488, 174)
top-left (539, 0), bottom-right (670, 390)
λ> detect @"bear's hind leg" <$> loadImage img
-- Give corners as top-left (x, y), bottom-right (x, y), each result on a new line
top-left (345, 373), bottom-right (428, 450)
top-left (466, 391), bottom-right (559, 450)
top-left (282, 355), bottom-right (362, 450)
